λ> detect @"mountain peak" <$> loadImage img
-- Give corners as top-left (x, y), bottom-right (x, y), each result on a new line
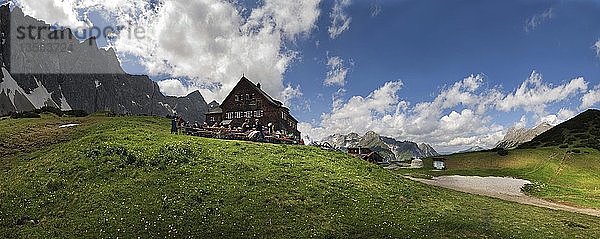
top-left (496, 122), bottom-right (554, 149)
top-left (0, 7), bottom-right (208, 121)
top-left (520, 109), bottom-right (600, 151)
top-left (321, 132), bottom-right (439, 161)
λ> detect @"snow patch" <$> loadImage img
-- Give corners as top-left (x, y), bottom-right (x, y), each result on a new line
top-left (158, 101), bottom-right (176, 114)
top-left (28, 77), bottom-right (59, 108)
top-left (94, 80), bottom-right (102, 88)
top-left (59, 123), bottom-right (80, 128)
top-left (58, 87), bottom-right (72, 111)
top-left (0, 67), bottom-right (26, 104)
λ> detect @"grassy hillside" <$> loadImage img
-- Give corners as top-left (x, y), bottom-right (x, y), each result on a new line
top-left (399, 148), bottom-right (600, 209)
top-left (2, 116), bottom-right (600, 238)
top-left (520, 109), bottom-right (600, 150)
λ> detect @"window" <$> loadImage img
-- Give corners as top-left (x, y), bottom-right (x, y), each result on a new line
top-left (246, 111), bottom-right (253, 118)
top-left (254, 110), bottom-right (264, 118)
top-left (235, 95), bottom-right (239, 101)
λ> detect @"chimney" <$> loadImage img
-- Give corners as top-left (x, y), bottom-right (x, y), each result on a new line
top-left (257, 83), bottom-right (261, 89)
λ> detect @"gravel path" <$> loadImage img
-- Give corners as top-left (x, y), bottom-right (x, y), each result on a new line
top-left (407, 175), bottom-right (600, 217)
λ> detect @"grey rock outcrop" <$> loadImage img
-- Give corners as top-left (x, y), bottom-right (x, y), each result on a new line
top-left (418, 143), bottom-right (440, 157)
top-left (495, 123), bottom-right (553, 149)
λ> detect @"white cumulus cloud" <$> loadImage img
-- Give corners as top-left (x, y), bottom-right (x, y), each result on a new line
top-left (301, 75), bottom-right (506, 152)
top-left (581, 84), bottom-right (600, 109)
top-left (12, 0), bottom-right (90, 29)
top-left (538, 108), bottom-right (576, 125)
top-left (496, 71), bottom-right (588, 114)
top-left (11, 0), bottom-right (322, 103)
top-left (156, 79), bottom-right (202, 97)
top-left (300, 71), bottom-right (592, 153)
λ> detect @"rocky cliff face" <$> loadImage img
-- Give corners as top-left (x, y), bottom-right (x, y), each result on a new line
top-left (418, 143), bottom-right (440, 157)
top-left (0, 6), bottom-right (207, 121)
top-left (495, 122), bottom-right (553, 149)
top-left (322, 131), bottom-right (439, 161)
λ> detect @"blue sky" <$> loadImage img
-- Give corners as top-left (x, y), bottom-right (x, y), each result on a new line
top-left (7, 0), bottom-right (600, 152)
top-left (282, 0), bottom-right (600, 122)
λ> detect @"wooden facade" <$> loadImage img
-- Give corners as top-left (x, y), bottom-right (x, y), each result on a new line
top-left (205, 100), bottom-right (222, 125)
top-left (205, 77), bottom-right (300, 139)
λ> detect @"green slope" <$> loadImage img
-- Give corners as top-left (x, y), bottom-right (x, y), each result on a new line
top-left (1, 116), bottom-right (600, 238)
top-left (520, 109), bottom-right (600, 150)
top-left (399, 148), bottom-right (600, 210)
top-left (396, 110), bottom-right (600, 210)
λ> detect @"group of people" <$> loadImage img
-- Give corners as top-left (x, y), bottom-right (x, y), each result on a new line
top-left (171, 116), bottom-right (273, 135)
top-left (171, 116), bottom-right (209, 134)
top-left (170, 115), bottom-right (302, 144)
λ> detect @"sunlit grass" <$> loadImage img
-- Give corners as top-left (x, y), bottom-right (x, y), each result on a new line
top-left (1, 116), bottom-right (599, 238)
top-left (397, 148), bottom-right (600, 209)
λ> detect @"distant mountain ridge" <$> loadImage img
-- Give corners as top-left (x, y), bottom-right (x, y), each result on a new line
top-left (0, 6), bottom-right (207, 121)
top-left (519, 109), bottom-right (600, 151)
top-left (496, 122), bottom-right (554, 149)
top-left (321, 131), bottom-right (439, 161)
top-left (457, 146), bottom-right (487, 153)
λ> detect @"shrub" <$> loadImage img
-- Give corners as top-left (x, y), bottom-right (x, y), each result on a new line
top-left (497, 149), bottom-right (509, 156)
top-left (559, 144), bottom-right (569, 149)
top-left (569, 149), bottom-right (581, 154)
top-left (10, 111), bottom-right (40, 119)
top-left (46, 178), bottom-right (64, 192)
top-left (84, 144), bottom-right (144, 168)
top-left (63, 110), bottom-right (88, 117)
top-left (522, 182), bottom-right (545, 194)
top-left (579, 134), bottom-right (591, 140)
top-left (151, 143), bottom-right (199, 169)
top-left (36, 106), bottom-right (64, 116)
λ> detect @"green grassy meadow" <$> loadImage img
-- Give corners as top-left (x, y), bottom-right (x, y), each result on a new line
top-left (396, 148), bottom-right (600, 209)
top-left (1, 115), bottom-right (600, 238)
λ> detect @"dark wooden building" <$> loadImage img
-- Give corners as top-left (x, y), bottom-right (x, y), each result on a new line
top-left (348, 147), bottom-right (386, 164)
top-left (205, 100), bottom-right (222, 124)
top-left (205, 77), bottom-right (300, 139)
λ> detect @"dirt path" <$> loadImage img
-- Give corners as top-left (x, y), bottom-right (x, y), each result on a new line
top-left (407, 175), bottom-right (600, 217)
